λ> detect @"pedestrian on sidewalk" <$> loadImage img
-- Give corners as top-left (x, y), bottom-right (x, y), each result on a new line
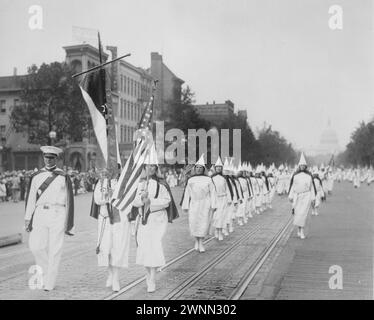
top-left (73, 173), bottom-right (80, 196)
top-left (130, 144), bottom-right (178, 293)
top-left (0, 179), bottom-right (6, 202)
top-left (90, 168), bottom-right (131, 292)
top-left (288, 152), bottom-right (316, 239)
top-left (181, 153), bottom-right (216, 253)
top-left (24, 146), bottom-right (74, 291)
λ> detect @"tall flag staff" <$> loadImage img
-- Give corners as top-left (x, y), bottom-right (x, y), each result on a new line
top-left (111, 80), bottom-right (159, 217)
top-left (75, 32), bottom-right (129, 171)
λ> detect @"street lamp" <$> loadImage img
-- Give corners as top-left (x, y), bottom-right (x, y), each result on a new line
top-left (49, 129), bottom-right (56, 145)
top-left (46, 77), bottom-right (66, 146)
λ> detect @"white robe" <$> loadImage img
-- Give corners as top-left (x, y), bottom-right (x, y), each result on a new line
top-left (211, 174), bottom-right (231, 229)
top-left (225, 176), bottom-right (238, 225)
top-left (268, 177), bottom-right (276, 203)
top-left (249, 176), bottom-right (257, 212)
top-left (133, 178), bottom-right (171, 268)
top-left (313, 178), bottom-right (324, 208)
top-left (289, 172), bottom-right (316, 227)
top-left (353, 172), bottom-right (361, 188)
top-left (94, 179), bottom-right (131, 268)
top-left (255, 178), bottom-right (264, 208)
top-left (236, 177), bottom-right (247, 218)
top-left (182, 175), bottom-right (216, 237)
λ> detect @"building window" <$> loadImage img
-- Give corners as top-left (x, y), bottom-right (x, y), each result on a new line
top-left (0, 100), bottom-right (6, 113)
top-left (127, 77), bottom-right (130, 95)
top-left (0, 125), bottom-right (5, 133)
top-left (14, 99), bottom-right (19, 107)
top-left (124, 76), bottom-right (127, 93)
top-left (131, 102), bottom-right (133, 121)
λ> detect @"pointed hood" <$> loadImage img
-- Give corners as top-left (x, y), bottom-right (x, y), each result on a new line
top-left (196, 153), bottom-right (206, 166)
top-left (298, 152), bottom-right (307, 166)
top-left (214, 156), bottom-right (223, 167)
top-left (223, 158), bottom-right (230, 171)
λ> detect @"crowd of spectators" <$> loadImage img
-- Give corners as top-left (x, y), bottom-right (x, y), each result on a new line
top-left (0, 166), bottom-right (191, 204)
top-left (0, 168), bottom-right (98, 203)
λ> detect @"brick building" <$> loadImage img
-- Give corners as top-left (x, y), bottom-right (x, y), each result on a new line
top-left (0, 44), bottom-right (182, 172)
top-left (149, 52), bottom-right (184, 120)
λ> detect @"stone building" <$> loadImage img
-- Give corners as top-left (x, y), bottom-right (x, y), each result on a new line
top-left (193, 100), bottom-right (235, 124)
top-left (0, 44), bottom-right (182, 172)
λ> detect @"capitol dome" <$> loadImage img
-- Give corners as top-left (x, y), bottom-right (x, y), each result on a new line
top-left (317, 119), bottom-right (340, 155)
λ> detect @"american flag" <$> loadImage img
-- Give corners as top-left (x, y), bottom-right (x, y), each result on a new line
top-left (111, 87), bottom-right (155, 213)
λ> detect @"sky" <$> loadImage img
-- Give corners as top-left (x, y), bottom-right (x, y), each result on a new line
top-left (0, 0), bottom-right (373, 151)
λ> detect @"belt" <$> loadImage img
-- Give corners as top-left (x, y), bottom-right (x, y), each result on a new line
top-left (295, 190), bottom-right (310, 195)
top-left (38, 204), bottom-right (66, 209)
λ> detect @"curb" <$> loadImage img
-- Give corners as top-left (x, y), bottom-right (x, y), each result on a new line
top-left (0, 233), bottom-right (23, 248)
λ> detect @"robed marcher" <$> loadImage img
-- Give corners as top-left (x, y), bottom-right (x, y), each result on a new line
top-left (211, 156), bottom-right (231, 241)
top-left (90, 168), bottom-right (131, 292)
top-left (181, 154), bottom-right (216, 252)
top-left (288, 153), bottom-right (316, 239)
top-left (130, 144), bottom-right (178, 293)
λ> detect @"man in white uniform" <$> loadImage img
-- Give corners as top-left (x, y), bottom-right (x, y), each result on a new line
top-left (25, 146), bottom-right (74, 291)
top-left (288, 153), bottom-right (316, 239)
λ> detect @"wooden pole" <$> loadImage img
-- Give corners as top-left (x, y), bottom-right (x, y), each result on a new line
top-left (71, 53), bottom-right (131, 78)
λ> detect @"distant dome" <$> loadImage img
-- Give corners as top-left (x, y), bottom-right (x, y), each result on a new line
top-left (317, 119), bottom-right (340, 155)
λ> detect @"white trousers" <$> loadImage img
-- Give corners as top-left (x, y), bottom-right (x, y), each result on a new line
top-left (29, 205), bottom-right (66, 290)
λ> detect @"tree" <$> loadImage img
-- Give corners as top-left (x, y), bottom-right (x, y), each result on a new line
top-left (11, 62), bottom-right (90, 145)
top-left (257, 124), bottom-right (298, 166)
top-left (162, 85), bottom-right (211, 132)
top-left (338, 121), bottom-right (374, 167)
top-left (219, 113), bottom-right (260, 165)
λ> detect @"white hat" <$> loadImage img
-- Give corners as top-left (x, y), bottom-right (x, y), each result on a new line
top-left (279, 164), bottom-right (284, 170)
top-left (298, 152), bottom-right (307, 166)
top-left (196, 153), bottom-right (205, 166)
top-left (214, 156), bottom-right (223, 167)
top-left (248, 162), bottom-right (253, 172)
top-left (238, 161), bottom-right (244, 172)
top-left (144, 143), bottom-right (158, 165)
top-left (255, 165), bottom-right (261, 174)
top-left (223, 158), bottom-right (230, 171)
top-left (233, 164), bottom-right (240, 175)
top-left (40, 145), bottom-right (62, 156)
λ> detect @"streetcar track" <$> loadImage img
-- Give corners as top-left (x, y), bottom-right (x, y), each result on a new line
top-left (104, 236), bottom-right (217, 300)
top-left (106, 210), bottom-right (289, 300)
top-left (229, 216), bottom-right (293, 300)
top-left (163, 226), bottom-right (262, 300)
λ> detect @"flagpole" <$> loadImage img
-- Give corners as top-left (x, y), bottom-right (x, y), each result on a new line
top-left (72, 53), bottom-right (131, 78)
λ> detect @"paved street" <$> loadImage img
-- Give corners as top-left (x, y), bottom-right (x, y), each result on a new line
top-left (0, 182), bottom-right (372, 300)
top-left (275, 182), bottom-right (374, 300)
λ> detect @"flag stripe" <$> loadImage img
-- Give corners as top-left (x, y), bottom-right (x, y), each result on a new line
top-left (79, 86), bottom-right (108, 163)
top-left (111, 88), bottom-right (155, 212)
